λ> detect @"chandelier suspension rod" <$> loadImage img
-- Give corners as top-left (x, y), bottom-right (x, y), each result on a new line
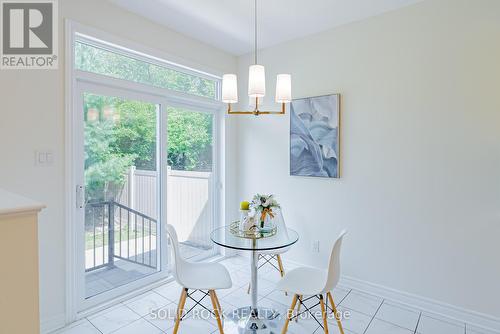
top-left (254, 0), bottom-right (258, 65)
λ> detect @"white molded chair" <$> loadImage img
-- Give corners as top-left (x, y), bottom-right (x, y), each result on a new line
top-left (277, 230), bottom-right (347, 334)
top-left (167, 224), bottom-right (232, 334)
top-left (248, 209), bottom-right (290, 294)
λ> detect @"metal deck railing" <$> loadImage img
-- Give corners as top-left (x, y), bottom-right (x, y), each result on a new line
top-left (85, 200), bottom-right (157, 272)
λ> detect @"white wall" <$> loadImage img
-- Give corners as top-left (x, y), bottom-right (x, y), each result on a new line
top-left (234, 0), bottom-right (500, 318)
top-left (0, 0), bottom-right (236, 329)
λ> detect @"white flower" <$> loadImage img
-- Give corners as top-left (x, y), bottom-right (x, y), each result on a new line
top-left (249, 193), bottom-right (280, 211)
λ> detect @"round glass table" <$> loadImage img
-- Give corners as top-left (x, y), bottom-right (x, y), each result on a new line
top-left (211, 225), bottom-right (299, 333)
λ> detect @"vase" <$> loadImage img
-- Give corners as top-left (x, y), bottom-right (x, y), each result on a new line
top-left (259, 214), bottom-right (274, 232)
top-left (239, 209), bottom-right (249, 231)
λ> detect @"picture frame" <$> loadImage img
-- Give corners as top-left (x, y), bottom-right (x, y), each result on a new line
top-left (290, 94), bottom-right (341, 178)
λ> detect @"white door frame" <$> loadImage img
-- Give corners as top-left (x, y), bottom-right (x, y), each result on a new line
top-left (65, 20), bottom-right (225, 322)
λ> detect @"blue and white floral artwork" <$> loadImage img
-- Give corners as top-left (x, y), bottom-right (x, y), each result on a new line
top-left (290, 94), bottom-right (340, 178)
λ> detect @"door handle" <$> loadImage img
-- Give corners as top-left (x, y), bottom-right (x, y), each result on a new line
top-left (76, 185), bottom-right (84, 209)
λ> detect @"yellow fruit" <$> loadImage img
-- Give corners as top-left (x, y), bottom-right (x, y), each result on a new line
top-left (240, 201), bottom-right (250, 210)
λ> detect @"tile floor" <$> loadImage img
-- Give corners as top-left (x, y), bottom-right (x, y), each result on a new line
top-left (55, 256), bottom-right (497, 334)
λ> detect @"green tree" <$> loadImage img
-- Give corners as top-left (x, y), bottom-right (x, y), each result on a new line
top-left (167, 108), bottom-right (212, 171)
top-left (83, 96), bottom-right (213, 201)
top-left (112, 101), bottom-right (157, 170)
top-left (84, 116), bottom-right (136, 202)
top-left (75, 42), bottom-right (216, 99)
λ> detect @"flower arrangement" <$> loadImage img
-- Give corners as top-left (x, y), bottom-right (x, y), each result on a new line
top-left (249, 194), bottom-right (280, 228)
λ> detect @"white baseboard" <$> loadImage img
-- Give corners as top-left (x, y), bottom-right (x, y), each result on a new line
top-left (340, 275), bottom-right (500, 333)
top-left (40, 313), bottom-right (66, 334)
top-left (279, 257), bottom-right (499, 333)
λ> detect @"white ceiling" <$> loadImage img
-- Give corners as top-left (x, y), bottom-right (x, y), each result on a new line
top-left (109, 0), bottom-right (423, 55)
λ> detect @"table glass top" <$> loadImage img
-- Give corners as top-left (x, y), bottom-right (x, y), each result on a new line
top-left (211, 224), bottom-right (299, 251)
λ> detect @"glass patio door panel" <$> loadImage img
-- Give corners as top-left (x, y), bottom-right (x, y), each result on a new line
top-left (74, 82), bottom-right (221, 312)
top-left (166, 106), bottom-right (218, 261)
top-left (78, 88), bottom-right (166, 303)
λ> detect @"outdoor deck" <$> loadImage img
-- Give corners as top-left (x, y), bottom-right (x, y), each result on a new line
top-left (86, 243), bottom-right (214, 298)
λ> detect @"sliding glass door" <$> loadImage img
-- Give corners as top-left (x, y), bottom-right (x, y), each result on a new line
top-left (73, 83), bottom-right (221, 311)
top-left (75, 83), bottom-right (168, 309)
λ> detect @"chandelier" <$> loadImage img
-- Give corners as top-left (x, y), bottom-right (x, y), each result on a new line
top-left (222, 0), bottom-right (292, 115)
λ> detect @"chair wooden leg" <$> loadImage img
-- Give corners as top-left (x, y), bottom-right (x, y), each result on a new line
top-left (327, 292), bottom-right (345, 334)
top-left (295, 295), bottom-right (303, 322)
top-left (276, 255), bottom-right (285, 277)
top-left (209, 290), bottom-right (225, 334)
top-left (276, 255), bottom-right (287, 296)
top-left (173, 288), bottom-right (188, 334)
top-left (319, 294), bottom-right (329, 334)
top-left (213, 290), bottom-right (223, 318)
top-left (281, 294), bottom-right (298, 334)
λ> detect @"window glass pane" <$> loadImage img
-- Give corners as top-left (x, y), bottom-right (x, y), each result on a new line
top-left (167, 107), bottom-right (213, 172)
top-left (167, 107), bottom-right (216, 261)
top-left (75, 41), bottom-right (217, 99)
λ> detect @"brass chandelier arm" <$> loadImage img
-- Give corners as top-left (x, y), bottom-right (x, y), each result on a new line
top-left (227, 103), bottom-right (286, 115)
